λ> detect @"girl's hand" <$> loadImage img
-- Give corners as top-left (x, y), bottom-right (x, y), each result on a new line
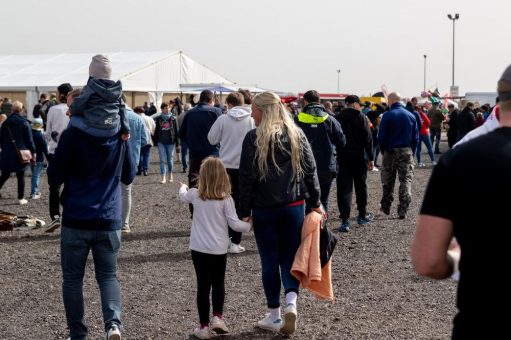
top-left (179, 182), bottom-right (188, 189)
top-left (242, 216), bottom-right (253, 231)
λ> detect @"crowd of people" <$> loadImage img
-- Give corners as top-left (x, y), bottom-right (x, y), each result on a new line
top-left (0, 54), bottom-right (508, 339)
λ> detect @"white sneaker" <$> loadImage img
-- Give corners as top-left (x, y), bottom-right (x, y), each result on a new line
top-left (31, 193), bottom-right (41, 200)
top-left (371, 167), bottom-right (379, 172)
top-left (169, 173), bottom-right (174, 182)
top-left (281, 303), bottom-right (297, 335)
top-left (228, 243), bottom-right (246, 254)
top-left (432, 161), bottom-right (437, 166)
top-left (257, 313), bottom-right (282, 332)
top-left (106, 324), bottom-right (121, 340)
top-left (192, 326), bottom-right (211, 339)
top-left (210, 316), bottom-right (229, 334)
top-left (19, 198), bottom-right (28, 205)
top-left (121, 227), bottom-right (131, 234)
top-left (160, 175), bottom-right (166, 184)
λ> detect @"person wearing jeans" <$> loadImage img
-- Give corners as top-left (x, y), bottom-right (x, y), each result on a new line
top-left (30, 118), bottom-right (49, 199)
top-left (134, 106), bottom-right (154, 176)
top-left (61, 228), bottom-right (122, 339)
top-left (252, 204), bottom-right (303, 307)
top-left (154, 102), bottom-right (179, 184)
top-left (416, 110), bottom-right (436, 167)
top-left (48, 103), bottom-right (135, 340)
top-left (157, 143), bottom-right (176, 182)
top-left (239, 92), bottom-right (322, 336)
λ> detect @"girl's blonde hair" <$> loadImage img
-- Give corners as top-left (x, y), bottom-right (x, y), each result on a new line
top-left (252, 92), bottom-right (304, 180)
top-left (197, 157), bottom-right (231, 200)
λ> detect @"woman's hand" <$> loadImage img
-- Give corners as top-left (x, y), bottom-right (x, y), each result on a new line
top-left (312, 205), bottom-right (327, 221)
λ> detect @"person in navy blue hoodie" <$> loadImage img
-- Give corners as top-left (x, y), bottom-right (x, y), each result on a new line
top-left (48, 109), bottom-right (135, 340)
top-left (179, 90), bottom-right (222, 214)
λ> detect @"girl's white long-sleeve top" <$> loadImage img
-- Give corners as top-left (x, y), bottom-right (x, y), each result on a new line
top-left (179, 187), bottom-right (250, 254)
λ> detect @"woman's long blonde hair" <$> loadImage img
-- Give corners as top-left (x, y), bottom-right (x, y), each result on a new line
top-left (252, 92), bottom-right (304, 180)
top-left (197, 157), bottom-right (231, 200)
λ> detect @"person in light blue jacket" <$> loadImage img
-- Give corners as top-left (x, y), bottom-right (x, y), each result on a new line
top-left (121, 100), bottom-right (147, 233)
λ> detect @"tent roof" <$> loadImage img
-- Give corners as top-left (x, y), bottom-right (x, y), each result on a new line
top-left (0, 51), bottom-right (233, 92)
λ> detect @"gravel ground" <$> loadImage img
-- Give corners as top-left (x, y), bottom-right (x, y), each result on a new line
top-left (0, 145), bottom-right (456, 340)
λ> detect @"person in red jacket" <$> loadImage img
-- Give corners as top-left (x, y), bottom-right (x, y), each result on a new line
top-left (416, 107), bottom-right (436, 167)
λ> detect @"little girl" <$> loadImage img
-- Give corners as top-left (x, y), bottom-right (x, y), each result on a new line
top-left (179, 157), bottom-right (251, 340)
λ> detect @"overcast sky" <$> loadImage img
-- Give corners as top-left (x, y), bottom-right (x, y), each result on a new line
top-left (3, 0), bottom-right (510, 97)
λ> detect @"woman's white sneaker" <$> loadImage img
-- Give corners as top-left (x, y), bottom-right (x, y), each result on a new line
top-left (257, 313), bottom-right (282, 332)
top-left (281, 303), bottom-right (297, 335)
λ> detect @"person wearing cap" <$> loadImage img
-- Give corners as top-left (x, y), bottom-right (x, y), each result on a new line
top-left (45, 82), bottom-right (73, 231)
top-left (295, 90), bottom-right (345, 217)
top-left (69, 54), bottom-right (130, 139)
top-left (377, 92), bottom-right (418, 219)
top-left (334, 95), bottom-right (374, 232)
top-left (411, 64), bottom-right (511, 340)
top-left (29, 118), bottom-right (49, 200)
top-left (0, 101), bottom-right (35, 205)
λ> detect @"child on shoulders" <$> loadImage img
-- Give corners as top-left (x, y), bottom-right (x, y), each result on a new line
top-left (179, 157), bottom-right (251, 339)
top-left (69, 54), bottom-right (130, 140)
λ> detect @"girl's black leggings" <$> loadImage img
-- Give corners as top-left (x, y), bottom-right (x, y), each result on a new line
top-left (191, 250), bottom-right (227, 324)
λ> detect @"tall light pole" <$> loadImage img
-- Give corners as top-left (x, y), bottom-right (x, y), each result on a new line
top-left (423, 54), bottom-right (427, 91)
top-left (447, 13), bottom-right (460, 87)
top-left (337, 69), bottom-right (341, 94)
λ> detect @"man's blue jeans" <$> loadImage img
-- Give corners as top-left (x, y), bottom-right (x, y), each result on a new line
top-left (252, 204), bottom-right (304, 308)
top-left (61, 227), bottom-right (122, 340)
top-left (157, 143), bottom-right (175, 175)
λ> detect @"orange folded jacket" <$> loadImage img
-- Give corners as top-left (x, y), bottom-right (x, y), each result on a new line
top-left (291, 211), bottom-right (334, 301)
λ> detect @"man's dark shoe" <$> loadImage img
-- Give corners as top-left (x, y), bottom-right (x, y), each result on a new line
top-left (143, 170), bottom-right (148, 176)
top-left (379, 205), bottom-right (390, 215)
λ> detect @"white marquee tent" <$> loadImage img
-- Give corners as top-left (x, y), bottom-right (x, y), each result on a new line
top-left (0, 51), bottom-right (233, 113)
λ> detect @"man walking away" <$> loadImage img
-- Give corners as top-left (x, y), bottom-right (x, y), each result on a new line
top-left (377, 92), bottom-right (418, 219)
top-left (295, 90), bottom-right (345, 217)
top-left (334, 95), bottom-right (374, 232)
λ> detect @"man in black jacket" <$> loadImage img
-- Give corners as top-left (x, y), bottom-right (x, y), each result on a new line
top-left (334, 95), bottom-right (374, 232)
top-left (179, 90), bottom-right (222, 215)
top-left (295, 90), bottom-right (346, 215)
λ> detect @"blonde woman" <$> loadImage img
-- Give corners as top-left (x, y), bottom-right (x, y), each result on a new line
top-left (238, 92), bottom-right (323, 335)
top-left (179, 157), bottom-right (251, 339)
